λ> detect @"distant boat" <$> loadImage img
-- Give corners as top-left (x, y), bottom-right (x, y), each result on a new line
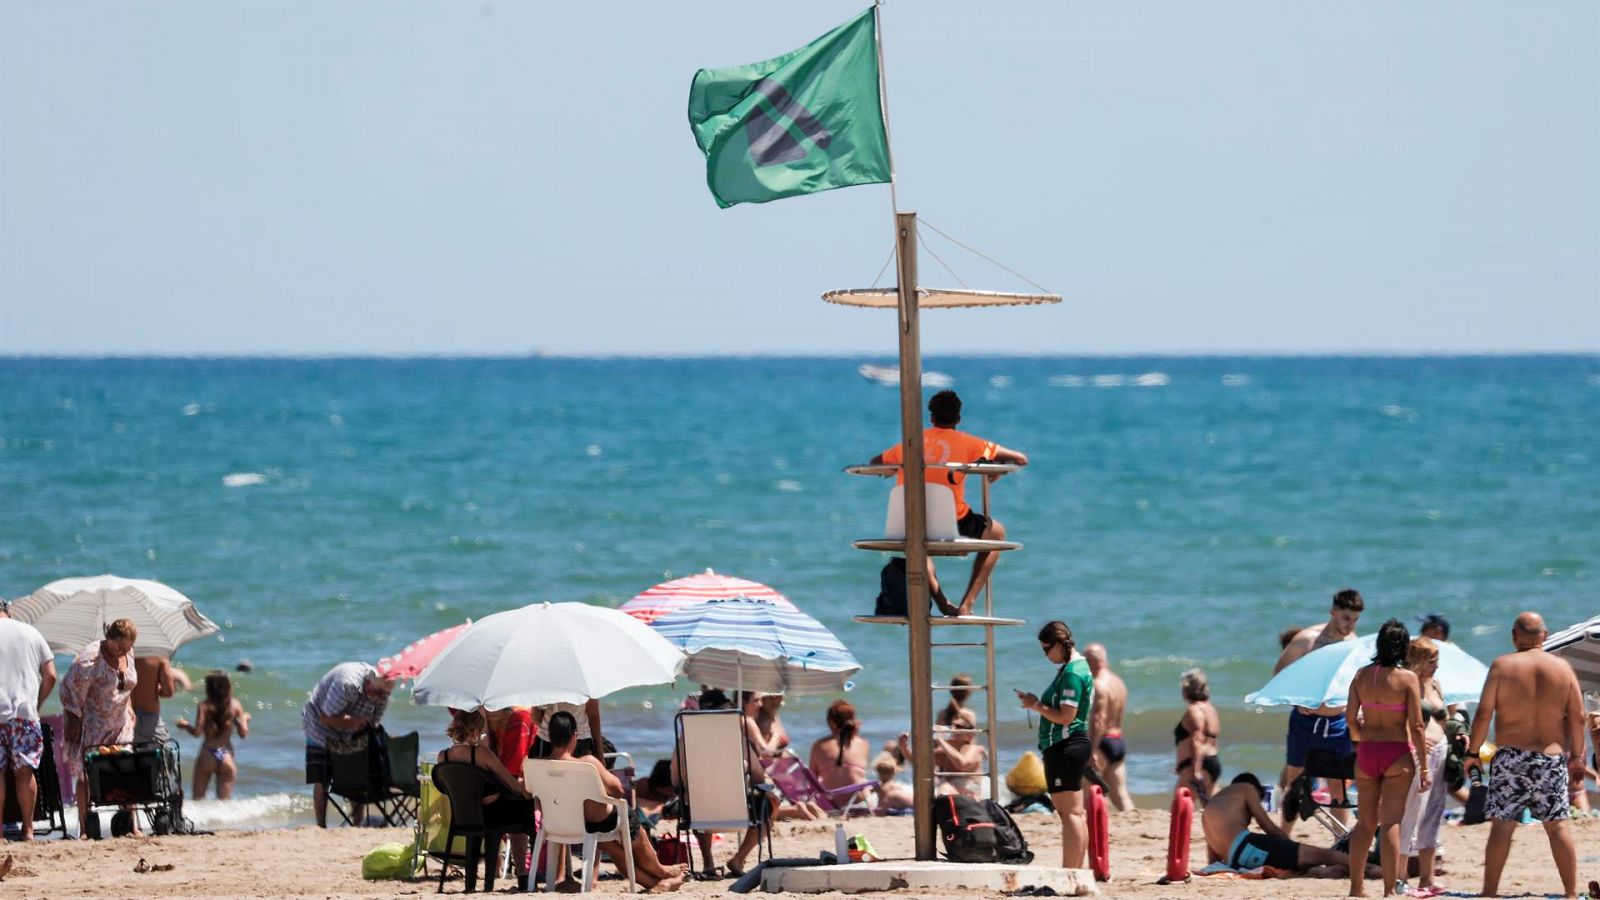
top-left (859, 364), bottom-right (953, 388)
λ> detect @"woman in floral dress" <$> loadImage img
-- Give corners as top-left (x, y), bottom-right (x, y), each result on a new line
top-left (60, 618), bottom-right (138, 837)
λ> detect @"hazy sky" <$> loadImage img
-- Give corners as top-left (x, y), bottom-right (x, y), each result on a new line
top-left (2, 2), bottom-right (1595, 355)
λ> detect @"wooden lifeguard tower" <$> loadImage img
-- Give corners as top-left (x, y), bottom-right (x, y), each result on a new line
top-left (826, 212), bottom-right (1059, 861)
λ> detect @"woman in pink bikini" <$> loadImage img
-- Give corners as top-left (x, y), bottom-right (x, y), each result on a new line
top-left (1344, 619), bottom-right (1430, 898)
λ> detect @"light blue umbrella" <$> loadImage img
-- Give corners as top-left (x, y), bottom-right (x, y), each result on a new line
top-left (649, 597), bottom-right (861, 695)
top-left (1246, 634), bottom-right (1489, 708)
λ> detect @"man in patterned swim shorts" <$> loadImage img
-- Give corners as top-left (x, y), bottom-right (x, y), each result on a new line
top-left (1467, 611), bottom-right (1586, 900)
top-left (0, 599), bottom-right (60, 841)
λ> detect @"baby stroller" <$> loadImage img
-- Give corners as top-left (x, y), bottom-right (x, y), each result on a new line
top-left (81, 738), bottom-right (187, 838)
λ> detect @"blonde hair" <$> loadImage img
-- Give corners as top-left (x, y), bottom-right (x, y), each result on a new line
top-left (1180, 668), bottom-right (1210, 702)
top-left (1407, 636), bottom-right (1439, 670)
top-left (447, 707), bottom-right (488, 744)
top-left (872, 751), bottom-right (900, 782)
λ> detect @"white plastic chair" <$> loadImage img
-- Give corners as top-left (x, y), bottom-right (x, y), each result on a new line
top-left (523, 758), bottom-right (635, 894)
top-left (674, 709), bottom-right (769, 874)
top-left (884, 483), bottom-right (960, 541)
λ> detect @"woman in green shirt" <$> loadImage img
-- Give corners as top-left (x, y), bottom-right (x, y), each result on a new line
top-left (1017, 620), bottom-right (1094, 869)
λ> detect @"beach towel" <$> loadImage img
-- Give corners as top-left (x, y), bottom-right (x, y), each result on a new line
top-left (1194, 860), bottom-right (1296, 879)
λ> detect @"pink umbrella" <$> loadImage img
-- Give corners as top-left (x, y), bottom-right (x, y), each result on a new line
top-left (378, 621), bottom-right (471, 680)
top-left (619, 569), bottom-right (797, 625)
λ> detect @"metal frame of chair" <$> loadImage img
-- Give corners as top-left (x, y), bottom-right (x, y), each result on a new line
top-left (765, 749), bottom-right (874, 816)
top-left (327, 728), bottom-right (420, 828)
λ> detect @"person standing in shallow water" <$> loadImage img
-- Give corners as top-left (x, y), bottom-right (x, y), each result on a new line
top-left (869, 389), bottom-right (1028, 616)
top-left (1016, 620), bottom-right (1093, 869)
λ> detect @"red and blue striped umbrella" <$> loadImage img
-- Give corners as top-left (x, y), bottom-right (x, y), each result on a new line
top-left (649, 597), bottom-right (859, 695)
top-left (619, 569), bottom-right (796, 625)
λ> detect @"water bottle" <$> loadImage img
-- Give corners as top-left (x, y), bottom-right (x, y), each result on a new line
top-left (834, 823), bottom-right (849, 863)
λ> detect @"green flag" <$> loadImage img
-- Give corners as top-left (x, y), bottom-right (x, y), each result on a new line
top-left (688, 7), bottom-right (891, 209)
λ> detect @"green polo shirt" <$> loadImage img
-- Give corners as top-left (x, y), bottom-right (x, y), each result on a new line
top-left (1037, 655), bottom-right (1094, 750)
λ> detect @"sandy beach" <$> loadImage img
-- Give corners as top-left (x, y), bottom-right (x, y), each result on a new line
top-left (4, 808), bottom-right (1593, 899)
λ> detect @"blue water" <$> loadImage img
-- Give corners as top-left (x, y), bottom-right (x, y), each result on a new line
top-left (2, 356), bottom-right (1595, 825)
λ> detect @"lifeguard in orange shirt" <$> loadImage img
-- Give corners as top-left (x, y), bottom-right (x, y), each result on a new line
top-left (870, 390), bottom-right (1028, 616)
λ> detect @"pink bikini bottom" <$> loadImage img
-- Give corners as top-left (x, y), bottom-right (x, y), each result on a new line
top-left (1356, 740), bottom-right (1413, 779)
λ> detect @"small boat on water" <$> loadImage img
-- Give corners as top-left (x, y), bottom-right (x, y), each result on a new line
top-left (859, 364), bottom-right (953, 388)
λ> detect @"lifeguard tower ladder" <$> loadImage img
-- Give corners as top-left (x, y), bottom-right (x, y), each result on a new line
top-left (826, 211), bottom-right (1058, 860)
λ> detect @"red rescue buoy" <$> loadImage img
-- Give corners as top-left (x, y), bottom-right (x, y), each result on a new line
top-left (1163, 786), bottom-right (1194, 884)
top-left (1087, 783), bottom-right (1111, 881)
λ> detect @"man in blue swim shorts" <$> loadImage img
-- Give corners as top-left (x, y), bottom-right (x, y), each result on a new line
top-left (1273, 589), bottom-right (1364, 826)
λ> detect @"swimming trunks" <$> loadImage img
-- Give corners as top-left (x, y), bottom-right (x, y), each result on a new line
top-left (1043, 732), bottom-right (1092, 792)
top-left (1227, 831), bottom-right (1302, 870)
top-left (1098, 733), bottom-right (1126, 765)
top-left (1285, 708), bottom-right (1351, 767)
top-left (1485, 746), bottom-right (1570, 822)
top-left (0, 717), bottom-right (44, 771)
top-left (588, 805), bottom-right (643, 837)
top-left (956, 510), bottom-right (991, 539)
top-left (1356, 740), bottom-right (1413, 778)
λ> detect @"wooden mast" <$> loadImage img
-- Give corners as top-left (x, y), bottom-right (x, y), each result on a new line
top-left (892, 210), bottom-right (937, 860)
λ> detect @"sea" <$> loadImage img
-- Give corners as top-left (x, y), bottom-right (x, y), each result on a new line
top-left (2, 355), bottom-right (1595, 830)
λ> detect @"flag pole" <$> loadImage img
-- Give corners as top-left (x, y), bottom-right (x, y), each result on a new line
top-left (873, 1), bottom-right (900, 216)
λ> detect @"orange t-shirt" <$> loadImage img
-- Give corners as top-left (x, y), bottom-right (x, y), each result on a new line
top-left (880, 427), bottom-right (997, 519)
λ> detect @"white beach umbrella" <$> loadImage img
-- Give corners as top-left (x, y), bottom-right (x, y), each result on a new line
top-left (411, 601), bottom-right (686, 710)
top-left (10, 574), bottom-right (219, 657)
top-left (1545, 614), bottom-right (1600, 703)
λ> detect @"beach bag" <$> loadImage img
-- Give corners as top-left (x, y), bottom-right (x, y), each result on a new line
top-left (934, 795), bottom-right (996, 862)
top-left (875, 557), bottom-right (908, 616)
top-left (362, 841), bottom-right (417, 879)
top-left (933, 795), bottom-right (1032, 863)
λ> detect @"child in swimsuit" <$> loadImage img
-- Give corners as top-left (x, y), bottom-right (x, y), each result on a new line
top-left (175, 670), bottom-right (250, 800)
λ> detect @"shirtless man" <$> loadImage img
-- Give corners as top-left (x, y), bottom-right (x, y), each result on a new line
top-left (869, 390), bottom-right (1028, 616)
top-left (131, 654), bottom-right (176, 745)
top-left (1274, 589), bottom-right (1364, 825)
top-left (546, 711), bottom-right (686, 892)
top-left (1466, 612), bottom-right (1585, 899)
top-left (1085, 643), bottom-right (1134, 811)
top-left (1203, 773), bottom-right (1364, 873)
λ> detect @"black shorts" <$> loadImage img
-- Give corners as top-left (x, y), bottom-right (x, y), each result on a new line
top-left (1043, 733), bottom-right (1092, 792)
top-left (305, 744), bottom-right (330, 785)
top-left (587, 806), bottom-right (643, 838)
top-left (957, 511), bottom-right (991, 539)
top-left (1229, 831), bottom-right (1302, 870)
top-left (1098, 734), bottom-right (1126, 765)
top-left (484, 793), bottom-right (537, 830)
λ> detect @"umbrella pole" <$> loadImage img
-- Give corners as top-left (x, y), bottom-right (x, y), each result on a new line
top-left (893, 211), bottom-right (937, 861)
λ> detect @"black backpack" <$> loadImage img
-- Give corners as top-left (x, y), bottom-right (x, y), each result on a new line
top-left (875, 557), bottom-right (908, 616)
top-left (933, 794), bottom-right (1033, 863)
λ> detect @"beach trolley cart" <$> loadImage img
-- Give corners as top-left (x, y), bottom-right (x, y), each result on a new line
top-left (81, 739), bottom-right (185, 838)
top-left (1, 717), bottom-right (69, 839)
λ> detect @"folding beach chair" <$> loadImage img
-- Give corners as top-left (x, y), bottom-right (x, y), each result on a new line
top-left (524, 758), bottom-right (636, 894)
top-left (673, 709), bottom-right (772, 878)
top-left (765, 749), bottom-right (874, 816)
top-left (1, 717), bottom-right (68, 839)
top-left (328, 728), bottom-right (420, 827)
top-left (1285, 748), bottom-right (1356, 840)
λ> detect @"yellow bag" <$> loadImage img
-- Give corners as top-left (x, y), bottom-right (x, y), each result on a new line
top-left (362, 842), bottom-right (417, 880)
top-left (1006, 750), bottom-right (1046, 798)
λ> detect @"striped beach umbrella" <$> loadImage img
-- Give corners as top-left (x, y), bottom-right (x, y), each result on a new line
top-left (1545, 615), bottom-right (1600, 703)
top-left (11, 575), bottom-right (219, 657)
top-left (619, 569), bottom-right (797, 625)
top-left (649, 597), bottom-right (860, 695)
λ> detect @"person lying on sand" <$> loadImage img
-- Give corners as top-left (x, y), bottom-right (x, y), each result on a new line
top-left (1203, 773), bottom-right (1377, 877)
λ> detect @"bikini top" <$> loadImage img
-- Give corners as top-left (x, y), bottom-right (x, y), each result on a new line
top-left (1361, 667), bottom-right (1407, 714)
top-left (1173, 708), bottom-right (1218, 744)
